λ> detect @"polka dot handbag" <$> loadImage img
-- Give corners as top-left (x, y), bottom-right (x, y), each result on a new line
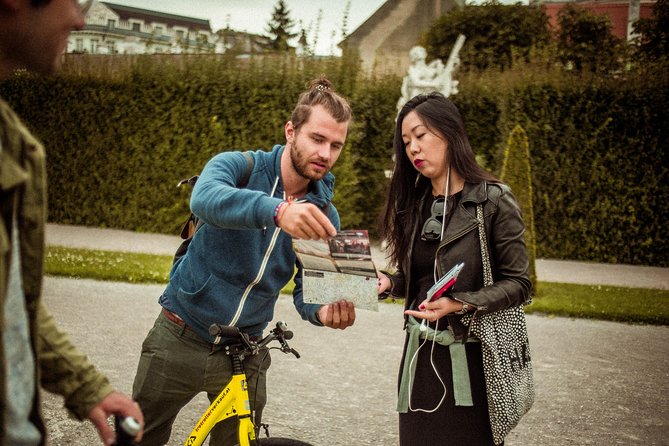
top-left (460, 203), bottom-right (535, 445)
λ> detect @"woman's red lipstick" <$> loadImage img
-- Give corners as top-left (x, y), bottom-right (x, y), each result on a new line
top-left (414, 159), bottom-right (424, 168)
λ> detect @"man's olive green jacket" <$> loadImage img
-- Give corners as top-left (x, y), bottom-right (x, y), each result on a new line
top-left (0, 98), bottom-right (113, 445)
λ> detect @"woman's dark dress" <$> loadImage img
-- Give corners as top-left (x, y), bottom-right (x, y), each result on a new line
top-left (398, 193), bottom-right (497, 446)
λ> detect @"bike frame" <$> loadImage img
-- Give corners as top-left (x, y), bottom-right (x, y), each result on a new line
top-left (182, 322), bottom-right (301, 446)
top-left (184, 371), bottom-right (255, 446)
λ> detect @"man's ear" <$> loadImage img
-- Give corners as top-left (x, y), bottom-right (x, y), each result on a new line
top-left (285, 121), bottom-right (295, 145)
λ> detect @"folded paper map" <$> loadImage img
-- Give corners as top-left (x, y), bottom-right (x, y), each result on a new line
top-left (293, 230), bottom-right (378, 311)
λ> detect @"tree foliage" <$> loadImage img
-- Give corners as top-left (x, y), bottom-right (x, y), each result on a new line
top-left (556, 4), bottom-right (623, 72)
top-left (266, 0), bottom-right (297, 52)
top-left (297, 27), bottom-right (309, 55)
top-left (633, 0), bottom-right (669, 62)
top-left (423, 1), bottom-right (550, 71)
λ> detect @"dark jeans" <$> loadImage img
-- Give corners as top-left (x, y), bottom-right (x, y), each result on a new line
top-left (132, 312), bottom-right (271, 445)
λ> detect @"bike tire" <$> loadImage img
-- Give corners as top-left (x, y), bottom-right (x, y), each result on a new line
top-left (253, 438), bottom-right (314, 446)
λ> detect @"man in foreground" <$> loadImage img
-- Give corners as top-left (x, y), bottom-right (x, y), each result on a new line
top-left (0, 1), bottom-right (143, 444)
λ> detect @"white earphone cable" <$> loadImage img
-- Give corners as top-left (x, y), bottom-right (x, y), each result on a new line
top-left (407, 318), bottom-right (448, 413)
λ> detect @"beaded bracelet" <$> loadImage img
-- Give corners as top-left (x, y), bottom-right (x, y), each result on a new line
top-left (273, 201), bottom-right (287, 226)
top-left (273, 199), bottom-right (294, 226)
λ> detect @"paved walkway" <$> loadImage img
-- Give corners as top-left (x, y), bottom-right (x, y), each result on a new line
top-left (46, 223), bottom-right (669, 289)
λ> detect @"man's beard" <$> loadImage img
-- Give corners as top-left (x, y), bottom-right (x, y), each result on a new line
top-left (290, 140), bottom-right (329, 181)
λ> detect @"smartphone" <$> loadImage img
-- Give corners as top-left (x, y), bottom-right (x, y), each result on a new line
top-left (426, 262), bottom-right (465, 302)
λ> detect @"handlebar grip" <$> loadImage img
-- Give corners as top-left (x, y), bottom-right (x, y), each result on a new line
top-left (283, 330), bottom-right (294, 340)
top-left (208, 324), bottom-right (241, 338)
top-left (112, 416), bottom-right (140, 446)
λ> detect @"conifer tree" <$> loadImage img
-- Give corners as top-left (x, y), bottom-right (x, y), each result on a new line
top-left (266, 0), bottom-right (297, 52)
top-left (297, 24), bottom-right (310, 56)
top-left (341, 1), bottom-right (351, 39)
top-left (500, 125), bottom-right (538, 294)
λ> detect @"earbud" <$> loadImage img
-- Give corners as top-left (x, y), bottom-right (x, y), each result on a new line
top-left (419, 320), bottom-right (427, 332)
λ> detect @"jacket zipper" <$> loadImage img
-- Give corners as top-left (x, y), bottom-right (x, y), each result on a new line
top-left (435, 204), bottom-right (487, 341)
top-left (227, 225), bottom-right (282, 327)
top-left (226, 175), bottom-right (282, 328)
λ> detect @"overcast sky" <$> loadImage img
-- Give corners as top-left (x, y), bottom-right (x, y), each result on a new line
top-left (103, 0), bottom-right (388, 55)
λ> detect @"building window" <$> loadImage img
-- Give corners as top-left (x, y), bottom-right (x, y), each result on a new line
top-left (108, 40), bottom-right (116, 54)
top-left (154, 26), bottom-right (163, 36)
top-left (107, 19), bottom-right (116, 29)
top-left (132, 22), bottom-right (140, 32)
top-left (91, 39), bottom-right (98, 53)
top-left (76, 38), bottom-right (84, 52)
top-left (175, 30), bottom-right (184, 40)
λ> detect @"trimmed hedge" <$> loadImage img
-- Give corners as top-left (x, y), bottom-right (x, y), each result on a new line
top-left (503, 82), bottom-right (668, 265)
top-left (2, 55), bottom-right (390, 234)
top-left (1, 55), bottom-right (666, 265)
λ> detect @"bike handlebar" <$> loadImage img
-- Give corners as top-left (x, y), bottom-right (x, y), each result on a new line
top-left (208, 323), bottom-right (241, 338)
top-left (208, 321), bottom-right (300, 358)
top-left (112, 416), bottom-right (140, 446)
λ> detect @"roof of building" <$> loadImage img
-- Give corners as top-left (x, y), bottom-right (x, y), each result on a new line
top-left (340, 0), bottom-right (396, 45)
top-left (100, 2), bottom-right (212, 32)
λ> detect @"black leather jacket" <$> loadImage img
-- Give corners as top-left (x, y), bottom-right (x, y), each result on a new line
top-left (389, 181), bottom-right (531, 338)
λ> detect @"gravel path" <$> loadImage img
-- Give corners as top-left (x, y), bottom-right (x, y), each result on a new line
top-left (41, 277), bottom-right (668, 446)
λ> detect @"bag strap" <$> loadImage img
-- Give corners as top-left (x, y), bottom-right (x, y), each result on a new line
top-left (476, 203), bottom-right (494, 287)
top-left (239, 151), bottom-right (254, 188)
top-left (177, 151), bottom-right (254, 190)
top-left (462, 203), bottom-right (493, 340)
top-left (178, 152), bottom-right (255, 239)
top-left (192, 152), bottom-right (254, 232)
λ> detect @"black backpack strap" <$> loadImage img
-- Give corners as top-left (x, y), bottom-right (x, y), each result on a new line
top-left (189, 152), bottom-right (253, 235)
top-left (174, 152), bottom-right (255, 262)
top-left (177, 151), bottom-right (254, 191)
top-left (239, 151), bottom-right (254, 187)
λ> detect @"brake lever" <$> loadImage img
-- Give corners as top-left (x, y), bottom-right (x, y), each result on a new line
top-left (277, 335), bottom-right (300, 358)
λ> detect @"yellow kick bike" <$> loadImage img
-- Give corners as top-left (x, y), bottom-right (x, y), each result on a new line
top-left (183, 321), bottom-right (313, 446)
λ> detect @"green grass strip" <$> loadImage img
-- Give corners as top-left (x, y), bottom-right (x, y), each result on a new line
top-left (45, 246), bottom-right (668, 325)
top-left (45, 246), bottom-right (173, 284)
top-left (526, 282), bottom-right (669, 325)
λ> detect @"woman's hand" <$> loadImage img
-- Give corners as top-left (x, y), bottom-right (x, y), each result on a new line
top-left (377, 272), bottom-right (392, 295)
top-left (404, 297), bottom-right (464, 322)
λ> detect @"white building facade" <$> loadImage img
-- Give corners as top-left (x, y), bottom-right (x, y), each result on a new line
top-left (68, 2), bottom-right (224, 55)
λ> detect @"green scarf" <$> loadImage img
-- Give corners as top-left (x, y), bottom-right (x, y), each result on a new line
top-left (397, 316), bottom-right (474, 412)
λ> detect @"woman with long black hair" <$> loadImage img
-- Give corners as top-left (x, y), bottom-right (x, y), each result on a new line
top-left (377, 92), bottom-right (532, 445)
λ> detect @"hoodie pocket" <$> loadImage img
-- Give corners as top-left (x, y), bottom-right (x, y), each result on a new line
top-left (176, 274), bottom-right (245, 329)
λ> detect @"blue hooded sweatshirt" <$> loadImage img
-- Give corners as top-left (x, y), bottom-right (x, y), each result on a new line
top-left (159, 145), bottom-right (340, 342)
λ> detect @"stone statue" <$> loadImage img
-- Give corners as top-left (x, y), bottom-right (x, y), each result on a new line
top-left (397, 34), bottom-right (466, 111)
